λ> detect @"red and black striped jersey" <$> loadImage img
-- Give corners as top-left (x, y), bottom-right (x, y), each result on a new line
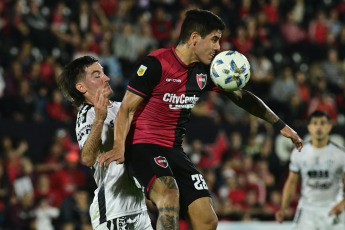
top-left (127, 48), bottom-right (222, 148)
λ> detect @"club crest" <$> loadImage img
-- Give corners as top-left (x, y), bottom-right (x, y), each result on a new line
top-left (196, 73), bottom-right (207, 89)
top-left (154, 156), bottom-right (168, 168)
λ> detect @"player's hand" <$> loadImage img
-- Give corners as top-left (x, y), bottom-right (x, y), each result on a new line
top-left (275, 209), bottom-right (285, 223)
top-left (329, 200), bottom-right (345, 216)
top-left (96, 146), bottom-right (125, 168)
top-left (92, 88), bottom-right (108, 122)
top-left (280, 125), bottom-right (303, 152)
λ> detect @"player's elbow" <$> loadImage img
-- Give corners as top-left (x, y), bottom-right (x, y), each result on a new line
top-left (81, 155), bottom-right (96, 167)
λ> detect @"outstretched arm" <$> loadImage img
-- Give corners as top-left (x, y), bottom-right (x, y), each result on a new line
top-left (275, 171), bottom-right (299, 223)
top-left (226, 90), bottom-right (303, 151)
top-left (97, 90), bottom-right (144, 167)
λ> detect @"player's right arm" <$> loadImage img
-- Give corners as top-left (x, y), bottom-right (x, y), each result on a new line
top-left (79, 88), bottom-right (108, 167)
top-left (275, 170), bottom-right (299, 223)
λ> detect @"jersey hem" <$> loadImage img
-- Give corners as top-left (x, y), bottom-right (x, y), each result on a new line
top-left (91, 207), bottom-right (148, 229)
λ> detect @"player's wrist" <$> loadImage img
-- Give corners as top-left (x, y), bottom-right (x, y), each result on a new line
top-left (273, 119), bottom-right (286, 131)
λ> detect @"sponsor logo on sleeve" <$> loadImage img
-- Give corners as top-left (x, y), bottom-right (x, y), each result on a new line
top-left (137, 65), bottom-right (147, 76)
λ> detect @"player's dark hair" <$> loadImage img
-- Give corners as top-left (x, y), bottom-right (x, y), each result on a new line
top-left (308, 110), bottom-right (330, 123)
top-left (57, 56), bottom-right (98, 107)
top-left (178, 9), bottom-right (226, 44)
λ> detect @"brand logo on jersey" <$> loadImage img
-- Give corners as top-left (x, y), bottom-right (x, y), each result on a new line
top-left (137, 65), bottom-right (147, 76)
top-left (154, 156), bottom-right (168, 168)
top-left (162, 93), bottom-right (199, 110)
top-left (166, 78), bottom-right (182, 83)
top-left (196, 73), bottom-right (207, 89)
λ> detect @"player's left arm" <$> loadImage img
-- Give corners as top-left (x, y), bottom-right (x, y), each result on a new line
top-left (225, 89), bottom-right (303, 151)
top-left (329, 173), bottom-right (345, 216)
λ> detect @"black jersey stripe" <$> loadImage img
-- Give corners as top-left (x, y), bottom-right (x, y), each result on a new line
top-left (329, 140), bottom-right (345, 152)
top-left (98, 183), bottom-right (107, 224)
top-left (127, 86), bottom-right (147, 98)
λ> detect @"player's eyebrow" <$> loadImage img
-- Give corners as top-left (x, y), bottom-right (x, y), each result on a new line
top-left (91, 67), bottom-right (104, 76)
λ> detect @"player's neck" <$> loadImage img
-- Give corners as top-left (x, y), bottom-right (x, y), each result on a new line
top-left (175, 43), bottom-right (199, 66)
top-left (311, 137), bottom-right (329, 148)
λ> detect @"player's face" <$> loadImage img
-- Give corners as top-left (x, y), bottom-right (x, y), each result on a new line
top-left (78, 62), bottom-right (112, 103)
top-left (194, 30), bottom-right (222, 65)
top-left (307, 116), bottom-right (332, 141)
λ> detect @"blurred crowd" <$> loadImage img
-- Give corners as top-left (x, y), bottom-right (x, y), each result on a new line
top-left (1, 0), bottom-right (345, 229)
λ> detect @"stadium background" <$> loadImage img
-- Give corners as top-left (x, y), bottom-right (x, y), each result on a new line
top-left (0, 0), bottom-right (345, 229)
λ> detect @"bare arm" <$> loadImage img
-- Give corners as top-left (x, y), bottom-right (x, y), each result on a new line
top-left (97, 90), bottom-right (144, 167)
top-left (329, 173), bottom-right (345, 216)
top-left (81, 119), bottom-right (104, 167)
top-left (81, 88), bottom-right (108, 167)
top-left (226, 90), bottom-right (303, 151)
top-left (226, 90), bottom-right (279, 123)
top-left (275, 171), bottom-right (300, 223)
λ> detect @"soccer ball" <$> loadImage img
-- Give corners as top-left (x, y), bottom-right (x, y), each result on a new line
top-left (210, 50), bottom-right (251, 92)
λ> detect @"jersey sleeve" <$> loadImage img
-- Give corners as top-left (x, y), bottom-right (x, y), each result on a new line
top-left (75, 106), bottom-right (95, 149)
top-left (289, 149), bottom-right (300, 173)
top-left (127, 56), bottom-right (162, 98)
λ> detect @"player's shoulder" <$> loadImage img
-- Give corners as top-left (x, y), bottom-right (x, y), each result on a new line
top-left (328, 140), bottom-right (345, 154)
top-left (77, 103), bottom-right (94, 117)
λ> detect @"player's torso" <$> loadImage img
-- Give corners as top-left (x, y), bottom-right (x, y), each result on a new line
top-left (130, 48), bottom-right (213, 147)
top-left (76, 102), bottom-right (147, 227)
top-left (298, 142), bottom-right (345, 206)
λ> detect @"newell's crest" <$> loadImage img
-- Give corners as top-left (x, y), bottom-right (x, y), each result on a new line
top-left (137, 65), bottom-right (147, 76)
top-left (196, 73), bottom-right (207, 90)
top-left (154, 156), bottom-right (169, 168)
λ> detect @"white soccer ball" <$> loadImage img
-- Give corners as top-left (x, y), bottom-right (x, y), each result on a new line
top-left (210, 50), bottom-right (251, 92)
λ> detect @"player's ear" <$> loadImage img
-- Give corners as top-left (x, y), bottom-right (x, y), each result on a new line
top-left (190, 32), bottom-right (200, 46)
top-left (76, 82), bottom-right (86, 94)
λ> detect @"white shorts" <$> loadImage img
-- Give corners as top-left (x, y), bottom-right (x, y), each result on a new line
top-left (293, 207), bottom-right (345, 230)
top-left (95, 211), bottom-right (153, 230)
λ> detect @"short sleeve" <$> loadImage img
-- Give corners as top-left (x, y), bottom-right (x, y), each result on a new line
top-left (127, 56), bottom-right (162, 98)
top-left (75, 105), bottom-right (95, 149)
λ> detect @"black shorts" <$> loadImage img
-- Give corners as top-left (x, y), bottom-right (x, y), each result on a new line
top-left (125, 143), bottom-right (210, 214)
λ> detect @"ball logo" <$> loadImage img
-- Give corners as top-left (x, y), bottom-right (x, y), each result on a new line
top-left (196, 73), bottom-right (207, 90)
top-left (154, 156), bottom-right (168, 168)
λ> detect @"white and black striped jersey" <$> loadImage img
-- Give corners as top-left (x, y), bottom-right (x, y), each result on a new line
top-left (75, 101), bottom-right (147, 229)
top-left (290, 140), bottom-right (345, 209)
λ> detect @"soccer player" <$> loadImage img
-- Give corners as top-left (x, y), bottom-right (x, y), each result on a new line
top-left (275, 110), bottom-right (345, 229)
top-left (97, 9), bottom-right (303, 230)
top-left (57, 56), bottom-right (153, 230)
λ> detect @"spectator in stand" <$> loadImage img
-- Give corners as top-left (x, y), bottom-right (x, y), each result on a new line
top-left (8, 192), bottom-right (36, 230)
top-left (34, 174), bottom-right (62, 207)
top-left (247, 49), bottom-right (274, 99)
top-left (270, 66), bottom-right (298, 115)
top-left (45, 89), bottom-right (73, 122)
top-left (35, 197), bottom-right (60, 230)
top-left (50, 150), bottom-right (87, 199)
top-left (280, 11), bottom-right (307, 55)
top-left (8, 0), bottom-right (30, 47)
top-left (321, 48), bottom-right (345, 94)
top-left (59, 187), bottom-right (92, 230)
top-left (150, 7), bottom-right (173, 47)
top-left (308, 10), bottom-right (329, 60)
top-left (24, 0), bottom-right (56, 53)
top-left (231, 26), bottom-right (253, 56)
